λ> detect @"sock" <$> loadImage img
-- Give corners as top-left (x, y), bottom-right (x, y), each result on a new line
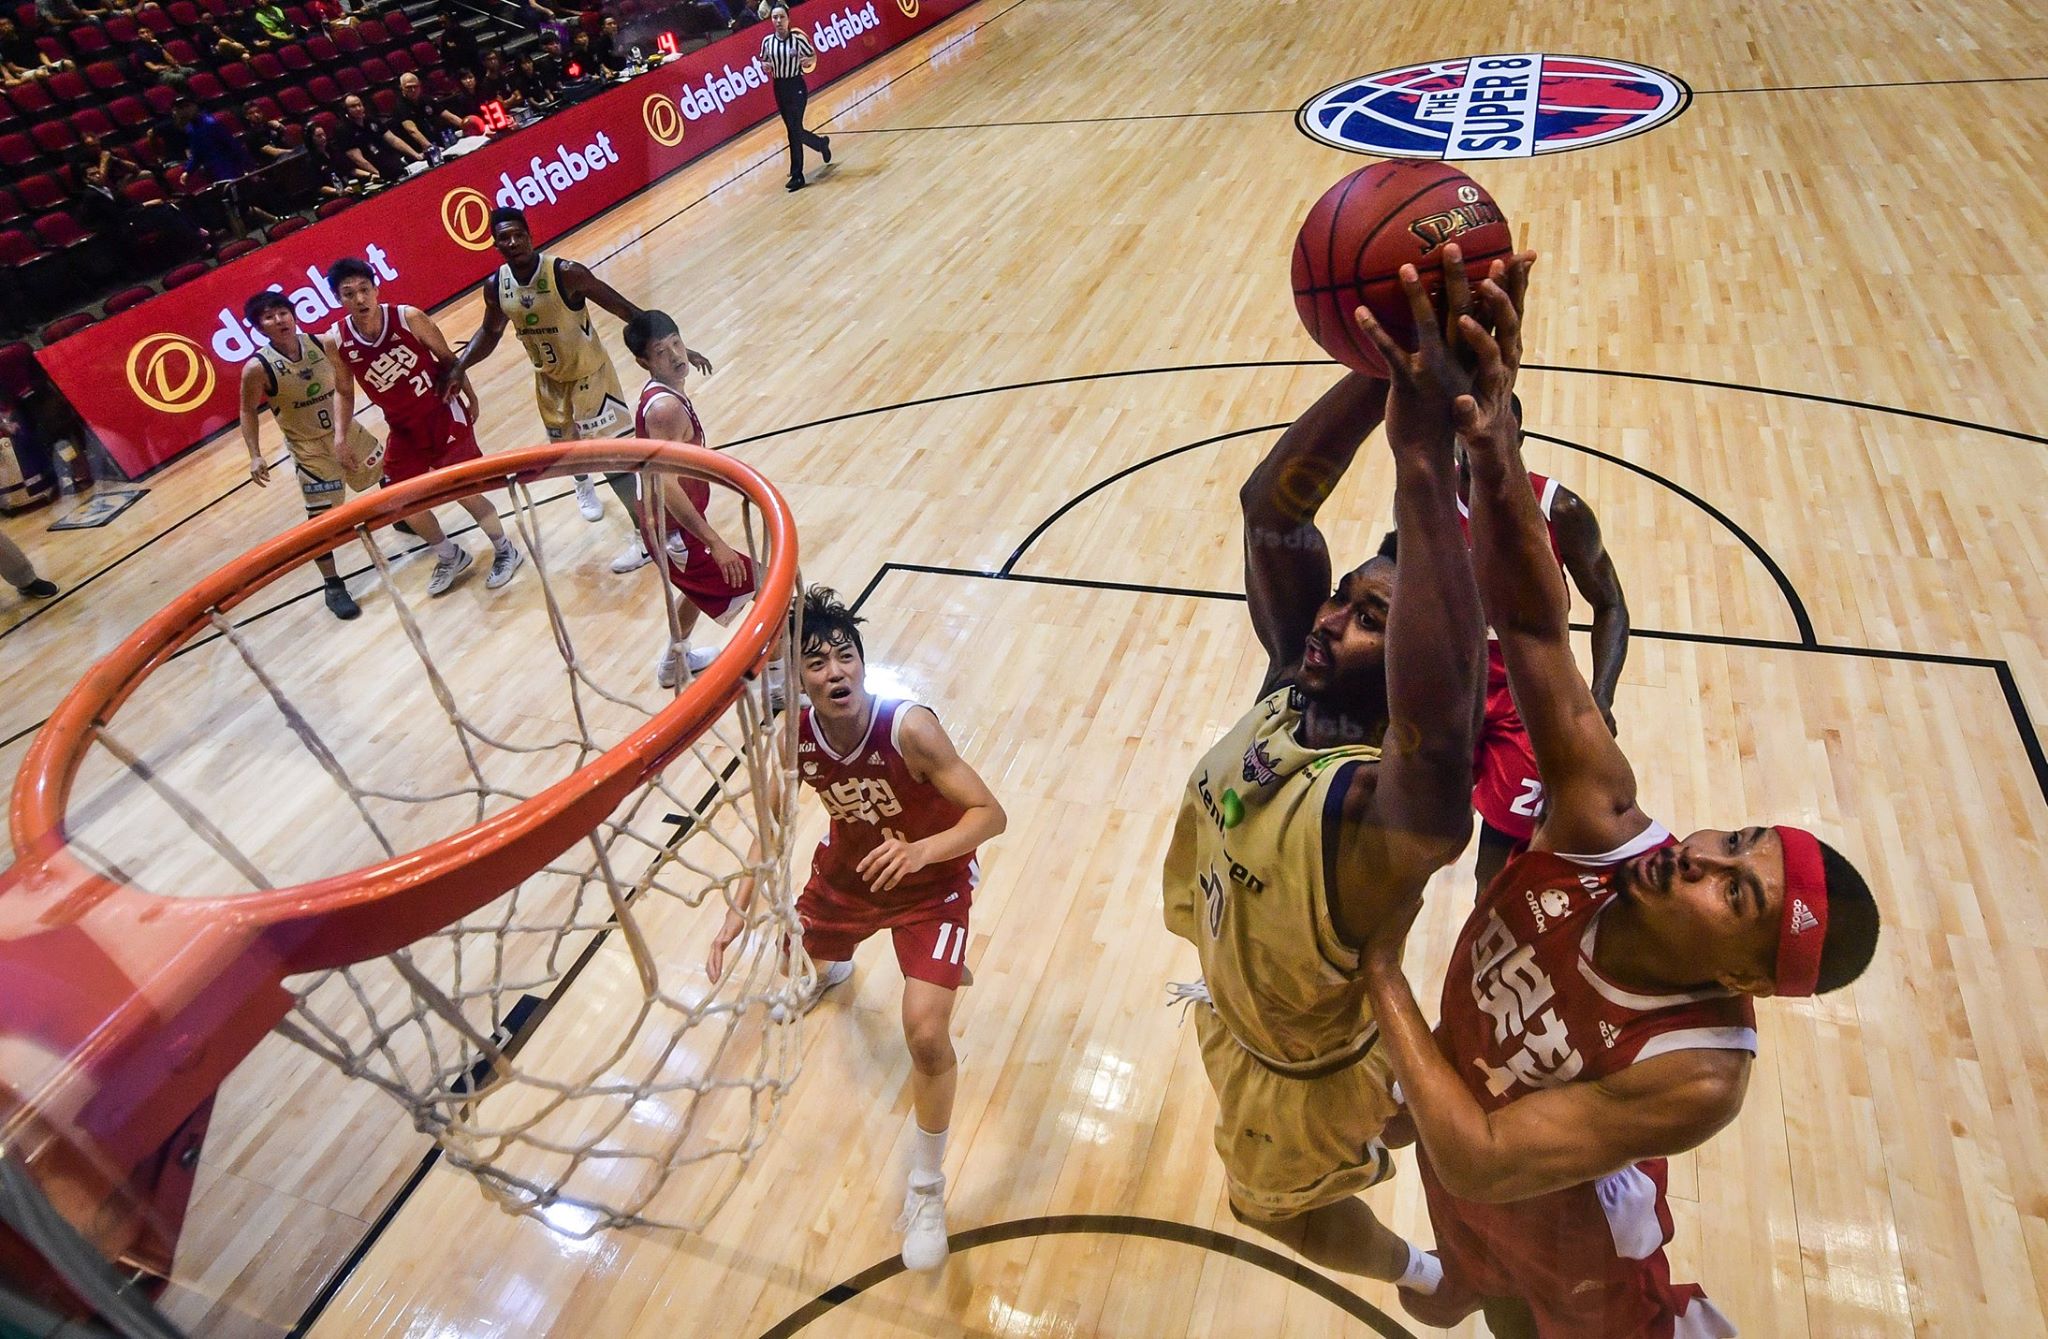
top-left (433, 539), bottom-right (459, 559)
top-left (324, 574), bottom-right (345, 586)
top-left (492, 535), bottom-right (514, 554)
top-left (909, 1121), bottom-right (947, 1188)
top-left (1396, 1244), bottom-right (1442, 1295)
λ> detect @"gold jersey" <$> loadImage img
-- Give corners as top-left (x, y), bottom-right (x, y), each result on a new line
top-left (496, 253), bottom-right (613, 384)
top-left (254, 335), bottom-right (344, 449)
top-left (1162, 686), bottom-right (1382, 1073)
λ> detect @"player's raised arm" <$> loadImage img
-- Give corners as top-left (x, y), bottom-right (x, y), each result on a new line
top-left (1238, 373), bottom-right (1388, 696)
top-left (1549, 484), bottom-right (1631, 734)
top-left (443, 277), bottom-right (509, 397)
top-left (1341, 258), bottom-right (1487, 901)
top-left (1458, 261), bottom-right (1646, 855)
top-left (856, 706), bottom-right (1006, 893)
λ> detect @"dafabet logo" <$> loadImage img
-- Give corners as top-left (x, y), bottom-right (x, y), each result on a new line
top-left (643, 92), bottom-right (684, 146)
top-left (896, 0), bottom-right (918, 15)
top-left (125, 333), bottom-right (216, 413)
top-left (441, 186), bottom-right (494, 250)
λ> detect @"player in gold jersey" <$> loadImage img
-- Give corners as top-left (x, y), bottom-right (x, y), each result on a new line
top-left (1163, 255), bottom-right (1507, 1288)
top-left (444, 207), bottom-right (712, 572)
top-left (238, 290), bottom-right (387, 620)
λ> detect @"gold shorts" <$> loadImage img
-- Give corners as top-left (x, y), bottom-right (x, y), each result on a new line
top-left (288, 424), bottom-right (384, 515)
top-left (535, 362), bottom-right (630, 442)
top-left (1193, 1003), bottom-right (1399, 1220)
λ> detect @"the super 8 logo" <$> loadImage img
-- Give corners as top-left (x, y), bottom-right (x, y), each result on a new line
top-left (1298, 54), bottom-right (1690, 160)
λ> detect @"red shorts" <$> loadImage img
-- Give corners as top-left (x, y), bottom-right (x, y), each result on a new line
top-left (1473, 664), bottom-right (1544, 842)
top-left (795, 870), bottom-right (972, 989)
top-left (640, 510), bottom-right (756, 622)
top-left (1405, 1150), bottom-right (1732, 1339)
top-left (381, 403), bottom-right (482, 483)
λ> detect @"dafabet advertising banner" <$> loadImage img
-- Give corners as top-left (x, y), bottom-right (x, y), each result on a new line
top-left (44, 0), bottom-right (970, 476)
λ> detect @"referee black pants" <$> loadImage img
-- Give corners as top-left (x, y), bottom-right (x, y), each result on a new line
top-left (773, 76), bottom-right (828, 181)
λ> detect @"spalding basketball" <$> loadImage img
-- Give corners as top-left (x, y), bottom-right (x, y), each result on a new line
top-left (1292, 161), bottom-right (1515, 377)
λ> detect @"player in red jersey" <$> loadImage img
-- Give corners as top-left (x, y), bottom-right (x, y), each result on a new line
top-left (620, 309), bottom-right (758, 689)
top-left (326, 257), bottom-right (523, 597)
top-left (1379, 405), bottom-right (1631, 895)
top-left (1354, 256), bottom-right (1882, 1338)
top-left (706, 586), bottom-right (1007, 1274)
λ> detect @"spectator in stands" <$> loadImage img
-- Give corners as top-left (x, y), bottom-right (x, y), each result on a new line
top-left (169, 99), bottom-right (283, 228)
top-left (393, 71), bottom-right (463, 150)
top-left (241, 101), bottom-right (293, 161)
top-left (73, 133), bottom-right (143, 186)
top-left (337, 91), bottom-right (421, 179)
top-left (568, 30), bottom-right (616, 78)
top-left (438, 16), bottom-right (480, 75)
top-left (479, 49), bottom-right (520, 106)
top-left (75, 155), bottom-right (211, 254)
top-left (128, 33), bottom-right (193, 86)
top-left (0, 531), bottom-right (58, 602)
top-left (36, 0), bottom-right (96, 26)
top-left (250, 0), bottom-right (299, 45)
top-left (436, 66), bottom-right (491, 134)
top-left (534, 31), bottom-right (568, 85)
top-left (589, 16), bottom-right (623, 69)
top-left (513, 51), bottom-right (558, 105)
top-left (0, 15), bottom-right (70, 82)
top-left (191, 14), bottom-right (250, 64)
top-left (305, 118), bottom-right (376, 198)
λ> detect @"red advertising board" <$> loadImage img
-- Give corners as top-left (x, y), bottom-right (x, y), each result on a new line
top-left (40, 0), bottom-right (975, 476)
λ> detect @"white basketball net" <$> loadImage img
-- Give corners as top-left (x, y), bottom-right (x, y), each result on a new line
top-left (53, 459), bottom-right (810, 1234)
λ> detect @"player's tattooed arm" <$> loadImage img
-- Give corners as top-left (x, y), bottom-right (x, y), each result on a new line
top-left (1458, 260), bottom-right (1648, 853)
top-left (238, 357), bottom-right (271, 486)
top-left (442, 278), bottom-right (509, 398)
top-left (1239, 373), bottom-right (1388, 697)
top-left (856, 706), bottom-right (1007, 894)
top-left (1549, 486), bottom-right (1630, 734)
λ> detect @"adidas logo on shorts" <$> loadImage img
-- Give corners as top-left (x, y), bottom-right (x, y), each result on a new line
top-left (1789, 899), bottom-right (1820, 935)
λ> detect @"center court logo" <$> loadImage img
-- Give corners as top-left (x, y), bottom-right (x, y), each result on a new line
top-left (642, 92), bottom-right (684, 145)
top-left (442, 186), bottom-right (493, 250)
top-left (1297, 54), bottom-right (1690, 160)
top-left (126, 333), bottom-right (216, 412)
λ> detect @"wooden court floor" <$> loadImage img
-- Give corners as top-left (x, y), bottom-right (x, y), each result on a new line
top-left (4, 0), bottom-right (2047, 1334)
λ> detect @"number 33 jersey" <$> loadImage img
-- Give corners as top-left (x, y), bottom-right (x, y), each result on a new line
top-left (797, 699), bottom-right (977, 909)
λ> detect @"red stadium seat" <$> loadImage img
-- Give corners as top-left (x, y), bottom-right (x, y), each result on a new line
top-left (314, 195), bottom-right (351, 218)
top-left (0, 229), bottom-right (45, 266)
top-left (383, 10), bottom-right (411, 38)
top-left (357, 54), bottom-right (390, 84)
top-left (0, 188), bottom-right (22, 229)
top-left (161, 259), bottom-right (212, 287)
top-left (426, 67), bottom-right (455, 97)
top-left (69, 24), bottom-right (110, 57)
top-left (356, 18), bottom-right (388, 48)
top-left (305, 73), bottom-right (341, 106)
top-left (106, 94), bottom-right (151, 129)
top-left (137, 4), bottom-right (175, 33)
top-left (31, 211), bottom-right (91, 255)
top-left (166, 1), bottom-right (202, 27)
top-left (40, 312), bottom-right (97, 343)
top-left (118, 176), bottom-right (167, 206)
top-left (43, 69), bottom-right (93, 108)
top-left (0, 340), bottom-right (40, 401)
top-left (249, 51), bottom-right (284, 84)
top-left (383, 47), bottom-right (414, 75)
top-left (277, 41), bottom-right (310, 73)
top-left (305, 33), bottom-right (336, 63)
top-left (217, 60), bottom-right (257, 93)
top-left (142, 83), bottom-right (178, 116)
top-left (282, 4), bottom-right (307, 24)
top-left (215, 235), bottom-right (259, 261)
top-left (275, 84), bottom-right (313, 115)
top-left (5, 79), bottom-right (54, 119)
top-left (334, 64), bottom-right (366, 95)
top-left (14, 172), bottom-right (70, 213)
top-left (213, 108), bottom-right (242, 136)
top-left (245, 93), bottom-right (281, 120)
top-left (162, 37), bottom-right (200, 65)
top-left (70, 106), bottom-right (116, 140)
top-left (198, 0), bottom-right (231, 16)
top-left (184, 71), bottom-right (229, 105)
top-left (103, 12), bottom-right (140, 43)
top-left (264, 215), bottom-right (307, 240)
top-left (406, 39), bottom-right (436, 69)
top-left (28, 121), bottom-right (78, 158)
top-left (83, 59), bottom-right (130, 93)
top-left (102, 284), bottom-right (155, 314)
top-left (33, 36), bottom-right (71, 64)
top-left (368, 87), bottom-right (394, 116)
top-left (0, 134), bottom-right (36, 169)
top-left (331, 25), bottom-right (362, 55)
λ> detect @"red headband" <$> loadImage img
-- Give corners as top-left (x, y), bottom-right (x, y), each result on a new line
top-left (1773, 826), bottom-right (1829, 997)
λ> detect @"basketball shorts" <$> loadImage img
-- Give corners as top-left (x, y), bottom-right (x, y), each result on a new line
top-left (535, 362), bottom-right (630, 442)
top-left (287, 424), bottom-right (384, 515)
top-left (795, 872), bottom-right (972, 990)
top-left (1473, 675), bottom-right (1544, 843)
top-left (649, 520), bottom-right (756, 623)
top-left (1406, 1150), bottom-right (1736, 1339)
top-left (1191, 1004), bottom-right (1399, 1220)
top-left (382, 402), bottom-right (483, 484)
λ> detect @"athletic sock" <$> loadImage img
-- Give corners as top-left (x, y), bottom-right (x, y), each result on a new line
top-left (433, 540), bottom-right (459, 559)
top-left (909, 1121), bottom-right (947, 1188)
top-left (1396, 1243), bottom-right (1443, 1295)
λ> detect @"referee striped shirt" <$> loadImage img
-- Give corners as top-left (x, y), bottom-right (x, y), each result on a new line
top-left (759, 28), bottom-right (816, 78)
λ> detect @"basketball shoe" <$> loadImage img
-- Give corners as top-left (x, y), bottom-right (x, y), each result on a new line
top-left (896, 1176), bottom-right (949, 1272)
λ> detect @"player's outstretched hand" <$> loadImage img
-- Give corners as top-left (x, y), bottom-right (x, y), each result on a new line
top-left (708, 538), bottom-right (749, 590)
top-left (688, 348), bottom-right (715, 377)
top-left (1354, 249), bottom-right (1477, 454)
top-left (857, 835), bottom-right (929, 893)
top-left (706, 906), bottom-right (746, 982)
top-left (1451, 250), bottom-right (1537, 453)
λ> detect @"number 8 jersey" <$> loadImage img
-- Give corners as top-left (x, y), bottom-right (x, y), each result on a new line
top-left (798, 698), bottom-right (977, 909)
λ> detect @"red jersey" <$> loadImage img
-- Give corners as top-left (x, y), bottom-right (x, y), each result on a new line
top-left (1415, 824), bottom-right (1754, 1336)
top-left (798, 699), bottom-right (978, 909)
top-left (336, 303), bottom-right (447, 428)
top-left (636, 380), bottom-right (711, 514)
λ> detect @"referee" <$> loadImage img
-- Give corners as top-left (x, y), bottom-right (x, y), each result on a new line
top-left (760, 3), bottom-right (832, 191)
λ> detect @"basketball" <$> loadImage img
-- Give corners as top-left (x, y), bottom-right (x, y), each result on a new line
top-left (1291, 161), bottom-right (1516, 377)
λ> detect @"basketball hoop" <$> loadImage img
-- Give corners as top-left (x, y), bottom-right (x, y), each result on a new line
top-left (1, 441), bottom-right (807, 1322)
